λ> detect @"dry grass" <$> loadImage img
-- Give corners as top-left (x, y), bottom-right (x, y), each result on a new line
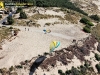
top-left (64, 14), bottom-right (79, 24)
top-left (91, 23), bottom-right (100, 42)
top-left (31, 14), bottom-right (55, 20)
top-left (0, 27), bottom-right (20, 43)
top-left (0, 27), bottom-right (11, 43)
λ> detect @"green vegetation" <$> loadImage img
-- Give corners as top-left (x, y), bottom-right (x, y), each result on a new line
top-left (58, 60), bottom-right (96, 75)
top-left (95, 53), bottom-right (100, 61)
top-left (34, 0), bottom-right (88, 16)
top-left (80, 18), bottom-right (89, 24)
top-left (7, 16), bottom-right (14, 25)
top-left (15, 65), bottom-right (23, 69)
top-left (16, 7), bottom-right (23, 13)
top-left (90, 14), bottom-right (100, 22)
top-left (0, 15), bottom-right (2, 18)
top-left (96, 64), bottom-right (100, 73)
top-left (80, 18), bottom-right (94, 26)
top-left (19, 11), bottom-right (27, 19)
top-left (9, 66), bottom-right (14, 71)
top-left (83, 26), bottom-right (91, 33)
top-left (80, 17), bottom-right (94, 33)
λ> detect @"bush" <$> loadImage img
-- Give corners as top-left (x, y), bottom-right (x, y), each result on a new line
top-left (90, 14), bottom-right (100, 21)
top-left (83, 26), bottom-right (91, 33)
top-left (96, 64), bottom-right (100, 73)
top-left (86, 21), bottom-right (94, 26)
top-left (16, 7), bottom-right (23, 13)
top-left (95, 53), bottom-right (100, 61)
top-left (19, 11), bottom-right (27, 19)
top-left (15, 65), bottom-right (23, 69)
top-left (9, 26), bottom-right (13, 29)
top-left (0, 15), bottom-right (2, 18)
top-left (84, 61), bottom-right (90, 68)
top-left (9, 66), bottom-right (14, 71)
top-left (65, 70), bottom-right (71, 75)
top-left (80, 18), bottom-right (89, 24)
top-left (58, 69), bottom-right (63, 74)
top-left (7, 16), bottom-right (14, 25)
top-left (45, 23), bottom-right (51, 26)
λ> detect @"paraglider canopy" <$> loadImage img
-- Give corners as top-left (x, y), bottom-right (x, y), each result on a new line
top-left (50, 41), bottom-right (60, 53)
top-left (30, 56), bottom-right (46, 72)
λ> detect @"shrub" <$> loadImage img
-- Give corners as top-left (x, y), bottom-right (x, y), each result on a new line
top-left (19, 11), bottom-right (27, 19)
top-left (80, 18), bottom-right (89, 24)
top-left (65, 70), bottom-right (71, 75)
top-left (83, 26), bottom-right (91, 33)
top-left (9, 26), bottom-right (13, 29)
top-left (96, 64), bottom-right (100, 73)
top-left (9, 66), bottom-right (14, 71)
top-left (58, 69), bottom-right (63, 74)
top-left (0, 15), bottom-right (2, 18)
top-left (16, 7), bottom-right (23, 13)
top-left (86, 21), bottom-right (94, 26)
top-left (84, 61), bottom-right (90, 68)
top-left (7, 16), bottom-right (14, 25)
top-left (45, 23), bottom-right (51, 26)
top-left (15, 65), bottom-right (23, 69)
top-left (95, 53), bottom-right (100, 61)
top-left (90, 14), bottom-right (100, 21)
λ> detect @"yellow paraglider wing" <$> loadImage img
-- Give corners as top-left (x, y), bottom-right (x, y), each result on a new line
top-left (50, 41), bottom-right (60, 53)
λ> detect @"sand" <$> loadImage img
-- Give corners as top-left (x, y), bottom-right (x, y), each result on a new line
top-left (92, 0), bottom-right (100, 10)
top-left (0, 7), bottom-right (90, 75)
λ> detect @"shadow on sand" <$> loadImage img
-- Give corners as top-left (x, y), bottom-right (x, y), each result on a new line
top-left (29, 56), bottom-right (46, 75)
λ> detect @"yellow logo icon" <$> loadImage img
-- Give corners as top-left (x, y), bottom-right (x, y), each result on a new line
top-left (0, 1), bottom-right (4, 9)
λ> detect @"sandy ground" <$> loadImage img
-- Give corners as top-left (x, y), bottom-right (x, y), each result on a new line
top-left (93, 0), bottom-right (100, 10)
top-left (0, 23), bottom-right (89, 74)
top-left (0, 7), bottom-right (90, 75)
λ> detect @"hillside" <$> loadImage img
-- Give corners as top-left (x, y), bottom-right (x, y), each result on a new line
top-left (0, 0), bottom-right (100, 75)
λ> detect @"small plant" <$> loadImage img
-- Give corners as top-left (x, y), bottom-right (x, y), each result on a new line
top-left (0, 15), bottom-right (2, 18)
top-left (95, 53), bottom-right (100, 61)
top-left (58, 69), bottom-right (63, 74)
top-left (96, 64), bottom-right (100, 73)
top-left (86, 21), bottom-right (94, 26)
top-left (9, 66), bottom-right (14, 71)
top-left (9, 27), bottom-right (13, 29)
top-left (15, 65), bottom-right (23, 69)
top-left (45, 23), bottom-right (51, 26)
top-left (44, 52), bottom-right (49, 56)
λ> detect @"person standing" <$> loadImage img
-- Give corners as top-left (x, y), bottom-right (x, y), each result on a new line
top-left (25, 28), bottom-right (26, 31)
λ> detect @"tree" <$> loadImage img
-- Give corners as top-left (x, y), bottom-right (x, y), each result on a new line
top-left (19, 11), bottom-right (27, 19)
top-left (7, 16), bottom-right (14, 25)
